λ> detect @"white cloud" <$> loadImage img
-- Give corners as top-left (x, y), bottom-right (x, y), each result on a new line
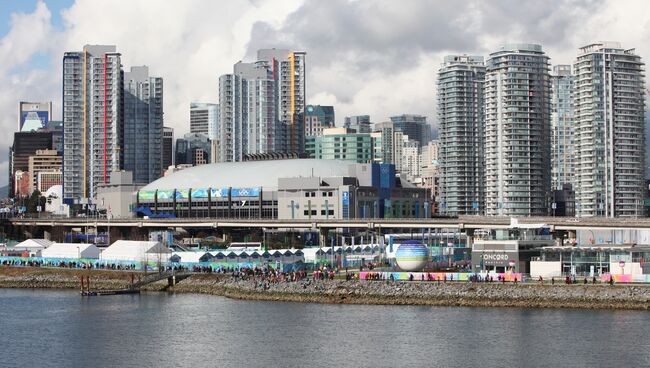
top-left (0, 0), bottom-right (649, 187)
top-left (0, 1), bottom-right (58, 187)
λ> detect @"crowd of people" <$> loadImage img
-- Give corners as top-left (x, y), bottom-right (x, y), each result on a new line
top-left (0, 258), bottom-right (138, 270)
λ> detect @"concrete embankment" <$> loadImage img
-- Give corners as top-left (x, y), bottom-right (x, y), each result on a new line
top-left (2, 267), bottom-right (650, 310)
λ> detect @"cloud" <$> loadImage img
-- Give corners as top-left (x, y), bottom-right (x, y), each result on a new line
top-left (0, 0), bottom-right (649, 187)
top-left (0, 1), bottom-right (59, 187)
top-left (246, 0), bottom-right (614, 127)
top-left (0, 1), bottom-right (54, 75)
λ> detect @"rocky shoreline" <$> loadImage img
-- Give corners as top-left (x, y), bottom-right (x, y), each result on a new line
top-left (2, 267), bottom-right (650, 310)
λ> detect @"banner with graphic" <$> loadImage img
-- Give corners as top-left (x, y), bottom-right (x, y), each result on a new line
top-left (157, 190), bottom-right (174, 200)
top-left (191, 189), bottom-right (209, 199)
top-left (175, 189), bottom-right (189, 199)
top-left (231, 187), bottom-right (261, 197)
top-left (138, 190), bottom-right (156, 201)
top-left (210, 188), bottom-right (229, 198)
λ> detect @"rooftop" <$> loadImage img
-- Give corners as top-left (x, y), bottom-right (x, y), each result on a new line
top-left (140, 159), bottom-right (356, 191)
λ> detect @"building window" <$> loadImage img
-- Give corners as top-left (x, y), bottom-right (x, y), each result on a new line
top-left (328, 210), bottom-right (334, 216)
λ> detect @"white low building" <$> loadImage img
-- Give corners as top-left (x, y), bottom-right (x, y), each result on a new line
top-left (41, 243), bottom-right (100, 259)
top-left (100, 240), bottom-right (171, 262)
top-left (11, 239), bottom-right (53, 257)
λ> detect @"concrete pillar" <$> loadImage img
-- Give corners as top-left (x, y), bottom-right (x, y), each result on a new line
top-left (319, 228), bottom-right (328, 248)
top-left (44, 230), bottom-right (51, 241)
top-left (465, 229), bottom-right (475, 248)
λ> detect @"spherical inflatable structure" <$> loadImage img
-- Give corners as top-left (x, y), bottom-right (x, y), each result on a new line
top-left (395, 240), bottom-right (429, 272)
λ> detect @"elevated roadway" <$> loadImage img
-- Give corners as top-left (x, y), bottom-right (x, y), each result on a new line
top-left (10, 216), bottom-right (650, 231)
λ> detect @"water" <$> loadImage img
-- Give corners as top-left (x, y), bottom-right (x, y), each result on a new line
top-left (1, 289), bottom-right (649, 368)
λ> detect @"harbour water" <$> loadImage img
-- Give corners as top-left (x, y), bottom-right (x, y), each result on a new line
top-left (1, 289), bottom-right (649, 367)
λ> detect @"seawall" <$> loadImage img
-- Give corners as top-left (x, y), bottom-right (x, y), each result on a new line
top-left (1, 267), bottom-right (650, 310)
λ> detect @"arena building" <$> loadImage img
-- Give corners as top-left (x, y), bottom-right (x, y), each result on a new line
top-left (135, 159), bottom-right (429, 219)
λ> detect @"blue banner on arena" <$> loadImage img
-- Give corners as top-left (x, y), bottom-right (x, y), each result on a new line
top-left (210, 188), bottom-right (229, 198)
top-left (231, 187), bottom-right (260, 197)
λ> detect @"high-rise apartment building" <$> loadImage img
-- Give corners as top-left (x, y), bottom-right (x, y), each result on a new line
top-left (19, 101), bottom-right (52, 131)
top-left (371, 123), bottom-right (420, 180)
top-left (388, 114), bottom-right (431, 147)
top-left (123, 66), bottom-right (163, 185)
top-left (401, 138), bottom-right (421, 182)
top-left (419, 140), bottom-right (440, 213)
top-left (305, 128), bottom-right (373, 163)
top-left (218, 49), bottom-right (306, 162)
top-left (484, 44), bottom-right (551, 216)
top-left (437, 55), bottom-right (485, 216)
top-left (175, 133), bottom-right (211, 166)
top-left (574, 42), bottom-right (646, 217)
top-left (63, 45), bottom-right (123, 201)
top-left (305, 105), bottom-right (335, 136)
top-left (344, 115), bottom-right (371, 133)
top-left (190, 102), bottom-right (219, 140)
top-left (550, 65), bottom-right (575, 191)
top-left (8, 131), bottom-right (55, 197)
top-left (373, 123), bottom-right (396, 165)
top-left (162, 127), bottom-right (174, 169)
top-left (28, 149), bottom-right (62, 193)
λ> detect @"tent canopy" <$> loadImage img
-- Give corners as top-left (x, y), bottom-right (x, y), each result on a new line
top-left (41, 243), bottom-right (100, 259)
top-left (101, 240), bottom-right (171, 262)
top-left (14, 239), bottom-right (53, 250)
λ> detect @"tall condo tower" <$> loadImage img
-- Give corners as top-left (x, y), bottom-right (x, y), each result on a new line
top-left (63, 45), bottom-right (123, 200)
top-left (123, 66), bottom-right (163, 184)
top-left (190, 102), bottom-right (219, 140)
top-left (438, 55), bottom-right (485, 215)
top-left (574, 42), bottom-right (646, 217)
top-left (484, 44), bottom-right (551, 216)
top-left (218, 49), bottom-right (306, 162)
top-left (550, 65), bottom-right (574, 191)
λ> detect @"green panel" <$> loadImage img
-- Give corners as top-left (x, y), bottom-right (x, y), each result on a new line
top-left (138, 190), bottom-right (156, 201)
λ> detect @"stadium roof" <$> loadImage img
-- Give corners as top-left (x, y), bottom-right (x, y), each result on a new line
top-left (140, 159), bottom-right (355, 191)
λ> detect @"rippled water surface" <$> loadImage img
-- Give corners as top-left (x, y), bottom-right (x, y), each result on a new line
top-left (1, 288), bottom-right (649, 367)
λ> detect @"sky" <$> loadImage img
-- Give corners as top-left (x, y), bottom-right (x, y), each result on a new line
top-left (1, 0), bottom-right (649, 185)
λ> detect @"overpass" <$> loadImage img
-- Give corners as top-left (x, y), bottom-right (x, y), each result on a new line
top-left (10, 216), bottom-right (650, 231)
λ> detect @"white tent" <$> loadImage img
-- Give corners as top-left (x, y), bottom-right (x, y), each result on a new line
top-left (13, 239), bottom-right (53, 257)
top-left (41, 243), bottom-right (100, 259)
top-left (101, 240), bottom-right (171, 262)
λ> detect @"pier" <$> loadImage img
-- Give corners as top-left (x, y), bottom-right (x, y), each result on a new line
top-left (79, 270), bottom-right (191, 296)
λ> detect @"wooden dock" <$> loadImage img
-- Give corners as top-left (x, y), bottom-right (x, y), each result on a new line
top-left (81, 289), bottom-right (140, 296)
top-left (79, 271), bottom-right (190, 297)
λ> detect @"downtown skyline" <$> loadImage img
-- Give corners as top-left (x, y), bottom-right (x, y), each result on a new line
top-left (1, 0), bottom-right (650, 186)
